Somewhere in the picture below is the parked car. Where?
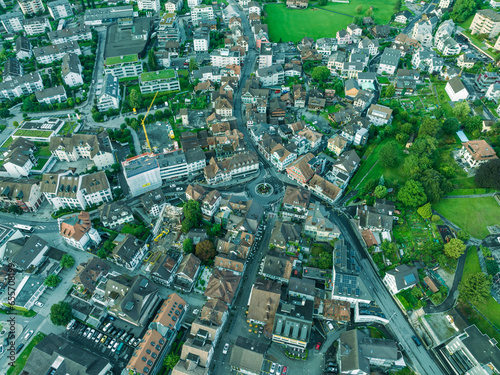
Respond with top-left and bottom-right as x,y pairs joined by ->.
270,363 -> 276,374
66,319 -> 76,330
108,339 -> 116,349
327,321 -> 334,331
315,342 -> 322,350
282,366 -> 288,375
112,341 -> 120,352
95,333 -> 103,343
276,364 -> 282,375
34,301 -> 44,307
223,343 -> 229,354
24,330 -> 34,340
16,343 -> 24,354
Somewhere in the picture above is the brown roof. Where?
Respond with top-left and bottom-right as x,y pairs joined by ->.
214,254 -> 245,273
423,276 -> 439,293
361,230 -> 378,247
462,140 -> 498,161
247,279 -> 281,325
153,293 -> 186,329
176,253 -> 201,281
126,329 -> 165,374
211,122 -> 231,134
200,298 -> 228,326
261,253 -> 293,281
286,153 -> 315,181
323,299 -> 351,321
72,257 -> 110,294
282,185 -> 310,209
288,120 -> 305,133
60,211 -> 93,241
204,269 -> 241,305
308,174 -> 341,201
185,184 -> 206,201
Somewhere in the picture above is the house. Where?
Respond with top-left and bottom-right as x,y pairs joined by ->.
470,9 -> 500,38
35,85 -> 67,105
358,37 -> 379,56
331,149 -> 360,188
486,83 -> 500,103
151,251 -> 182,287
395,10 -> 412,24
371,25 -> 391,38
201,189 -> 221,218
111,234 -> 147,270
272,298 -> 314,349
140,188 -> 167,217
411,48 -> 444,74
336,29 -> 352,45
247,279 -> 281,327
260,253 -> 293,284
33,41 -> 81,64
445,76 -> 469,102
62,53 -> 83,87
347,23 -> 362,37
99,201 -> 134,229
214,97 -> 233,118
286,153 -> 315,185
281,186 -> 310,220
21,334 -> 112,375
459,140 -> 498,168
328,135 -> 349,156
337,329 -> 400,375
457,53 -> 476,69
59,211 -> 101,250
97,74 -> 120,111
308,174 -> 342,204
122,154 -> 162,197
356,199 -> 395,232
436,36 -> 461,56
229,337 -> 268,375
174,253 -> 202,292
3,234 -> 49,272
72,257 -> 110,296
303,203 -> 341,241
204,269 -> 241,306
322,299 -> 351,322
15,36 -> 32,60
257,64 -> 284,87
0,177 -> 43,212
286,0 -> 308,8
383,264 -> 419,294
377,48 -> 401,75
367,104 -> 393,126
47,0 -> 73,19
270,221 -> 301,250
345,78 -> 360,98
1,137 -> 37,178
179,326 -> 215,371
412,19 -> 434,47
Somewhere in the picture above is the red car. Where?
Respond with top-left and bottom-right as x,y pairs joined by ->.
315,342 -> 322,350
282,366 -> 288,375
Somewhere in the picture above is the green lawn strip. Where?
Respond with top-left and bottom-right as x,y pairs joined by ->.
463,247 -> 481,277
32,158 -> 49,171
2,136 -> 13,147
445,188 -> 495,196
34,146 -> 51,157
6,332 -> 46,375
434,197 -> 500,239
459,15 -> 474,30
13,129 -> 53,138
461,30 -> 500,60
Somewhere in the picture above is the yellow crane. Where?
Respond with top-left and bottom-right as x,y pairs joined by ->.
142,92 -> 158,153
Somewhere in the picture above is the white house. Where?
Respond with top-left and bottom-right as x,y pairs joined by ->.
395,10 -> 412,24
257,64 -> 284,86
97,74 -> 120,111
377,48 -> 401,75
62,53 -> 83,87
383,265 -> 418,295
2,138 -> 37,178
459,140 -> 498,168
445,76 -> 469,102
137,0 -> 160,12
367,104 -> 393,126
35,85 -> 67,105
59,211 -> 101,250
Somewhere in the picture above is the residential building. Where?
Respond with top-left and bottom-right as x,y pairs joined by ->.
288,277 -> 315,300
174,253 -> 202,292
204,269 -> 241,306
2,137 -> 37,178
308,174 -> 342,204
16,36 -> 32,60
21,334 -> 112,375
286,0 -> 308,8
158,13 -> 179,46
475,72 -> 500,92
259,44 -> 273,68
188,0 -> 202,7
47,0 -> 73,19
193,29 -> 210,52
99,201 -> 134,229
122,154 -> 162,197
0,177 -> 43,212
367,104 -> 393,126
214,97 -> 234,117
358,37 -> 379,56
486,82 -> 500,102
35,85 -> 67,105
204,153 -> 259,185
327,135 -> 349,156
411,48 -> 444,73
330,149 -> 360,188
347,23 -> 362,36
18,0 -> 45,15
0,12 -> 24,33
4,234 -> 49,271
185,147 -> 207,174
139,69 -> 180,94
59,211 -> 101,250
440,0 -> 453,7
336,29 -> 352,45
458,53 -> 476,69
0,72 -> 43,101
436,36 -> 461,56
41,171 -> 112,210
395,10 -> 412,24
286,153 -> 314,185
192,5 -> 214,24
104,54 -> 143,78
470,9 -> 500,38
137,0 -> 160,12
4,57 -> 26,80
383,264 -> 419,294
140,188 -> 167,217
272,298 -> 314,349
377,48 -> 401,75
211,49 -> 241,68
111,234 -> 147,270
33,41 -> 81,64
157,150 -> 188,181
97,73 -> 120,111
72,257 -> 110,296
22,17 -> 51,36
445,76 -> 469,102
281,186 -> 310,220
201,189 -> 221,218
247,279 -> 281,326
260,253 -> 293,284
412,19 -> 434,47
126,329 -> 167,375
270,144 -> 297,171
84,5 -> 134,26
229,337 -> 268,375
303,203 -> 341,241
62,52 -> 83,87
270,221 -> 301,249
48,26 -> 92,44
459,140 -> 498,168
151,251 -> 182,286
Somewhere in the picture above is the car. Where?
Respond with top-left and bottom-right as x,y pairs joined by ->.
170,184 -> 176,188
327,320 -> 334,330
102,323 -> 112,332
276,364 -> 282,375
24,330 -> 34,340
95,333 -> 103,343
0,345 -> 4,354
315,342 -> 322,350
121,332 -> 128,341
222,343 -> 229,354
16,343 -> 24,354
108,338 -> 116,349
133,338 -> 140,347
176,187 -> 182,191
270,363 -> 276,374
112,341 -> 120,352
128,337 -> 136,345
101,335 -> 108,344
412,335 -> 422,346
109,316 -> 116,321
282,366 -> 288,375
34,301 -> 44,307
192,309 -> 199,315
104,337 -> 112,346
66,319 -> 76,330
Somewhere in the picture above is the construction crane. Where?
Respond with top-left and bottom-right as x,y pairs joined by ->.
142,92 -> 158,153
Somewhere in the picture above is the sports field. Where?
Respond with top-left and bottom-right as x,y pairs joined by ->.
266,0 -> 397,42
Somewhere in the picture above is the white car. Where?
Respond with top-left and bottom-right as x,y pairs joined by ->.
327,321 -> 334,331
222,343 -> 229,354
270,363 -> 276,374
34,301 -> 44,307
24,330 -> 34,340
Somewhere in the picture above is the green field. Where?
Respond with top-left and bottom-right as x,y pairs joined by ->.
434,197 -> 500,239
266,0 -> 396,42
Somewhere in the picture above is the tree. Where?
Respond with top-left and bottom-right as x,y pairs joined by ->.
418,118 -> 441,138
475,159 -> 500,190
444,238 -> 466,259
0,108 -> 9,118
318,0 -> 327,5
385,84 -> 395,98
452,101 -> 470,119
365,8 -> 373,17
60,254 -> 75,268
451,0 -> 478,23
411,287 -> 423,298
210,223 -> 222,237
195,240 -> 216,262
442,117 -> 460,135
164,354 -> 180,370
393,0 -> 402,13
50,301 -> 74,326
189,58 -> 198,71
148,49 -> 158,71
183,238 -> 193,253
398,180 -> 427,207
318,251 -> 333,269
431,214 -> 441,222
8,205 -> 22,215
182,200 -> 201,233
374,185 -> 387,199
459,273 -> 492,305
355,4 -> 363,13
418,168 -> 452,203
379,141 -> 399,168
129,89 -> 142,109
13,121 -> 19,127
417,203 -> 432,219
311,66 -> 330,83
457,230 -> 470,242
44,274 -> 61,288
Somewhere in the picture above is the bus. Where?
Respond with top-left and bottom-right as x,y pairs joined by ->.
14,224 -> 34,233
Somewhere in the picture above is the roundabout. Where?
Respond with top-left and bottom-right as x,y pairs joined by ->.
255,182 -> 273,197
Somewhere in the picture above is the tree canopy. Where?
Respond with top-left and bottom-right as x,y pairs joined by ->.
44,274 -> 61,288
374,185 -> 387,199
195,240 -> 216,262
417,203 -> 432,219
182,200 -> 202,233
459,272 -> 492,305
163,354 -> 180,370
474,159 -> 500,190
311,66 -> 331,82
451,0 -> 479,23
50,301 -> 74,326
397,180 -> 427,207
443,238 -> 466,259
183,238 -> 193,253
379,141 -> 400,168
60,254 -> 75,268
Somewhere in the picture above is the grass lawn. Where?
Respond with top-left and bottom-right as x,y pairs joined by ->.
461,30 -> 500,60
434,197 -> 500,239
463,247 -> 481,277
266,0 -> 396,42
34,146 -> 51,157
2,136 -> 13,147
7,332 -> 46,375
433,82 -> 454,118
58,121 -> 77,136
13,129 -> 53,138
32,157 -> 49,171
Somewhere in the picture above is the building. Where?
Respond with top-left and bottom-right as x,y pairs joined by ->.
445,76 -> 469,102
185,147 -> 207,174
18,0 -> 45,15
151,251 -> 182,286
272,299 -> 314,349
0,12 -> 24,33
383,264 -> 419,295
470,9 -> 500,38
395,10 -> 412,23
260,253 -> 293,284
328,135 -> 349,156
229,337 -> 268,375
59,211 -> 101,250
35,85 -> 67,105
459,140 -> 498,168
174,253 -> 202,292
104,54 -> 143,79
157,150 -> 188,181
97,73 -> 120,111
204,269 -> 241,306
0,177 -> 43,212
1,137 -> 37,178
247,279 -> 281,327
270,221 -> 301,249
122,154 -> 162,197
257,64 -> 285,86
41,171 -> 112,210
201,190 -> 221,218
62,53 -> 83,87
49,132 -> 115,169
303,203 -> 341,241
48,26 -> 92,44
126,329 -> 167,375
281,186 -> 310,220
47,0 -> 73,19
0,72 -> 43,101
377,48 -> 401,75
140,188 -> 167,217
21,333 -> 112,375
34,41 -> 81,64
72,257 -> 110,296
286,153 -> 314,185
192,5 -> 214,25
158,13 -> 179,47
204,153 -> 259,185
367,104 -> 393,126
139,69 -> 180,94
22,17 -> 51,36
111,234 -> 147,270
84,5 -> 134,26
4,234 -> 49,271
193,28 -> 210,52
137,0 -> 160,12
16,36 -> 32,60
99,201 -> 134,229
211,49 -> 241,68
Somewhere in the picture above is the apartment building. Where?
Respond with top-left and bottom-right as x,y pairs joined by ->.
22,17 -> 51,36
47,0 -> 73,19
104,54 -> 143,78
192,5 -> 214,24
122,153 -> 162,197
34,41 -> 81,64
59,211 -> 101,250
97,74 -> 120,111
158,13 -> 179,47
157,150 -> 189,180
84,5 -> 133,26
16,36 -> 33,60
18,0 -> 45,15
2,138 -> 37,178
35,85 -> 67,105
257,64 -> 284,86
139,69 -> 180,94
0,12 -> 24,33
48,26 -> 92,44
0,177 -> 44,212
62,52 -> 83,87
367,104 -> 393,126
470,9 -> 500,37
137,0 -> 160,12
204,153 -> 259,184
211,49 -> 241,67
194,29 -> 210,52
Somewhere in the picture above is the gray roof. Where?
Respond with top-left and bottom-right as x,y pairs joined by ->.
35,85 -> 66,101
357,72 -> 376,81
3,58 -> 23,80
157,150 -> 186,168
288,277 -> 315,296
84,5 -> 133,22
0,72 -> 41,92
48,26 -> 91,42
229,336 -> 267,374
184,147 -> 206,164
379,48 -> 401,67
461,325 -> 500,371
270,221 -> 301,247
61,52 -> 81,77
385,264 -> 418,291
100,73 -> 119,100
112,234 -> 144,265
99,201 -> 133,223
257,64 -> 283,77
33,41 -> 80,59
447,76 -> 467,94
15,36 -> 31,53
4,234 -> 47,270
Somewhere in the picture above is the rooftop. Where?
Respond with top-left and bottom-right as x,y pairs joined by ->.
141,69 -> 176,82
105,54 -> 138,65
